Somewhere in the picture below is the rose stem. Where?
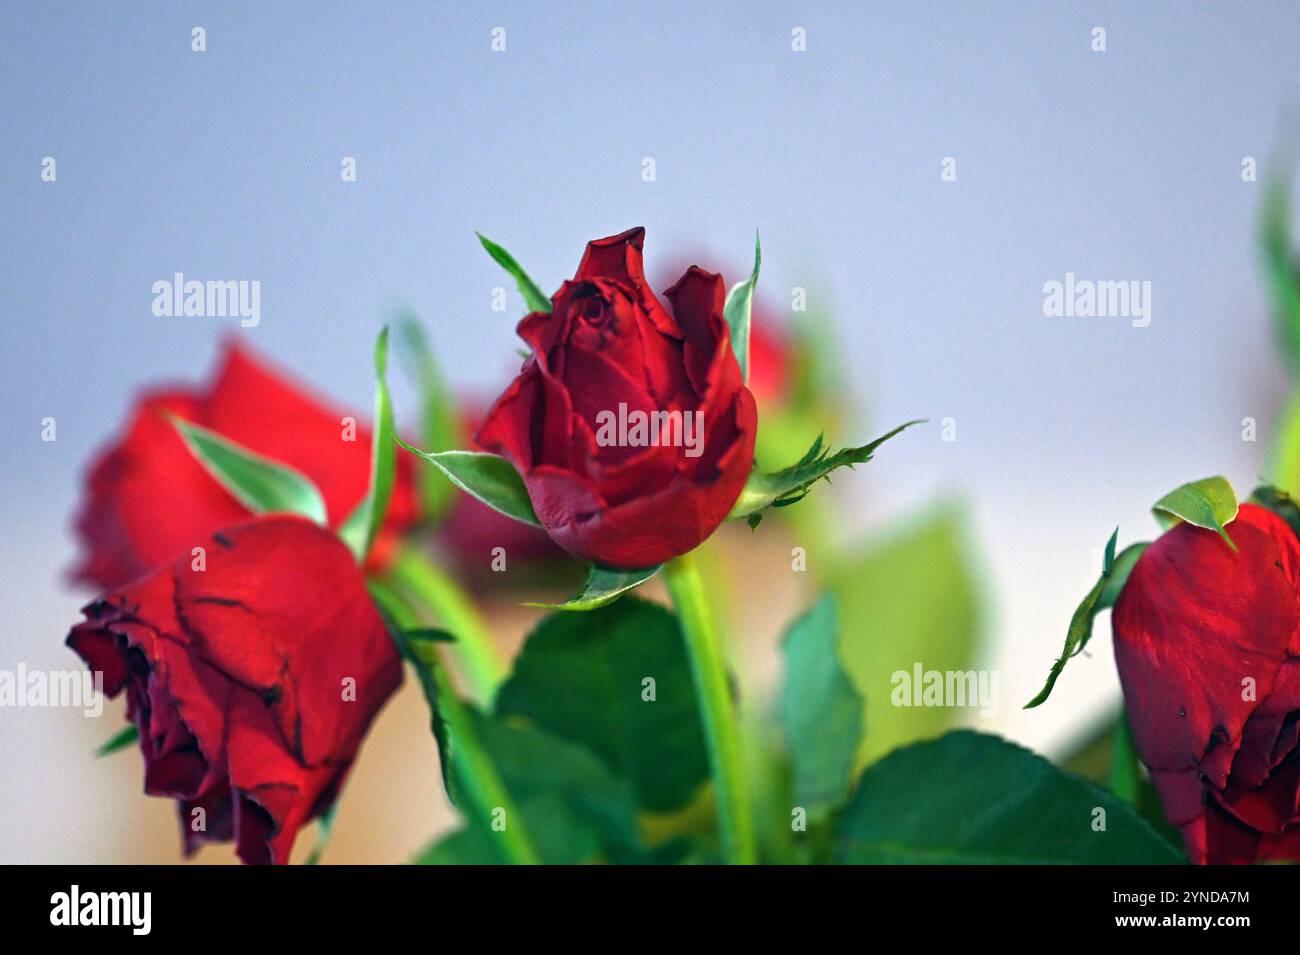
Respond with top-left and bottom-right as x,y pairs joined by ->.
369,579 -> 541,865
388,547 -> 508,706
663,550 -> 758,864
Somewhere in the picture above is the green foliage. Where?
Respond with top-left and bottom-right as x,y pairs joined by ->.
170,416 -> 327,525
477,233 -> 552,315
1151,475 -> 1238,551
833,731 -> 1185,864
495,598 -> 709,813
729,420 -> 922,521
831,506 -> 982,768
523,563 -> 661,611
779,595 -> 863,818
397,441 -> 540,526
339,327 -> 397,562
723,232 -> 761,381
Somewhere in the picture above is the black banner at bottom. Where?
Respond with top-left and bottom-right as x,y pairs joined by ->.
6,864 -> 1284,940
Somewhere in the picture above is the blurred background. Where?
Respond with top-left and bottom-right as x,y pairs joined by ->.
3,1 -> 1299,862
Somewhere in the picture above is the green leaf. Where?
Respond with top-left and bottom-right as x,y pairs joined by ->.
1262,172 -> 1300,369
415,794 -> 601,866
779,595 -> 863,818
1249,484 -> 1300,536
833,730 -> 1185,864
477,233 -> 552,315
495,597 -> 709,812
95,724 -> 138,757
523,562 -> 661,612
413,717 -> 643,865
1025,530 -> 1148,708
171,417 -> 328,525
397,316 -> 462,521
729,420 -> 923,520
723,232 -> 761,381
339,327 -> 397,562
1151,475 -> 1239,551
830,505 -> 982,769
396,441 -> 540,526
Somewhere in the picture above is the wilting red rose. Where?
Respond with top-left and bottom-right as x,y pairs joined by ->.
74,341 -> 419,590
477,228 -> 758,568
67,516 -> 402,864
1112,503 -> 1300,864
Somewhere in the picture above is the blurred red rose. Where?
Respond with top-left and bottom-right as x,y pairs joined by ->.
73,341 -> 419,590
67,516 -> 402,864
1112,502 -> 1300,864
476,228 -> 758,568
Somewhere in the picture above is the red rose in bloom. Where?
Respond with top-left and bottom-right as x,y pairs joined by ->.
74,341 -> 419,590
476,228 -> 758,568
1112,503 -> 1300,864
67,516 -> 402,864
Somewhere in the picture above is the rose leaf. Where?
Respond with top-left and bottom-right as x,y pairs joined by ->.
523,563 -> 662,612
95,724 -> 139,757
833,730 -> 1186,864
476,232 -> 552,315
727,419 -> 923,520
396,441 -> 541,527
1151,475 -> 1238,552
722,231 -> 761,382
340,327 -> 397,563
170,416 -> 328,526
1024,529 -> 1148,708
779,594 -> 863,819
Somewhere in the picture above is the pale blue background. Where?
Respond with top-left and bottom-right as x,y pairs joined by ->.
3,1 -> 1299,860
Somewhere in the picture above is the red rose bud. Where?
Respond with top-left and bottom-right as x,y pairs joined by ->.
1112,503 -> 1300,864
476,228 -> 758,569
67,516 -> 403,864
73,341 -> 419,590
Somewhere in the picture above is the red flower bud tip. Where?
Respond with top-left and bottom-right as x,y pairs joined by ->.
1113,503 -> 1300,864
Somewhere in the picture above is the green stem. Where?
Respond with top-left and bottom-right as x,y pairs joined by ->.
369,579 -> 541,865
663,550 -> 757,864
1108,709 -> 1141,805
388,546 -> 507,705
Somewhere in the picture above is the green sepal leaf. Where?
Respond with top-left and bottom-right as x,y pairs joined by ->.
1151,475 -> 1239,551
477,233 -> 552,315
397,316 -> 462,521
728,420 -> 922,520
723,232 -> 761,381
396,440 -> 540,526
1248,484 -> 1300,537
779,595 -> 863,818
495,597 -> 709,812
170,416 -> 328,525
340,327 -> 397,563
1025,529 -> 1148,708
833,730 -> 1185,864
95,724 -> 139,757
522,563 -> 661,612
